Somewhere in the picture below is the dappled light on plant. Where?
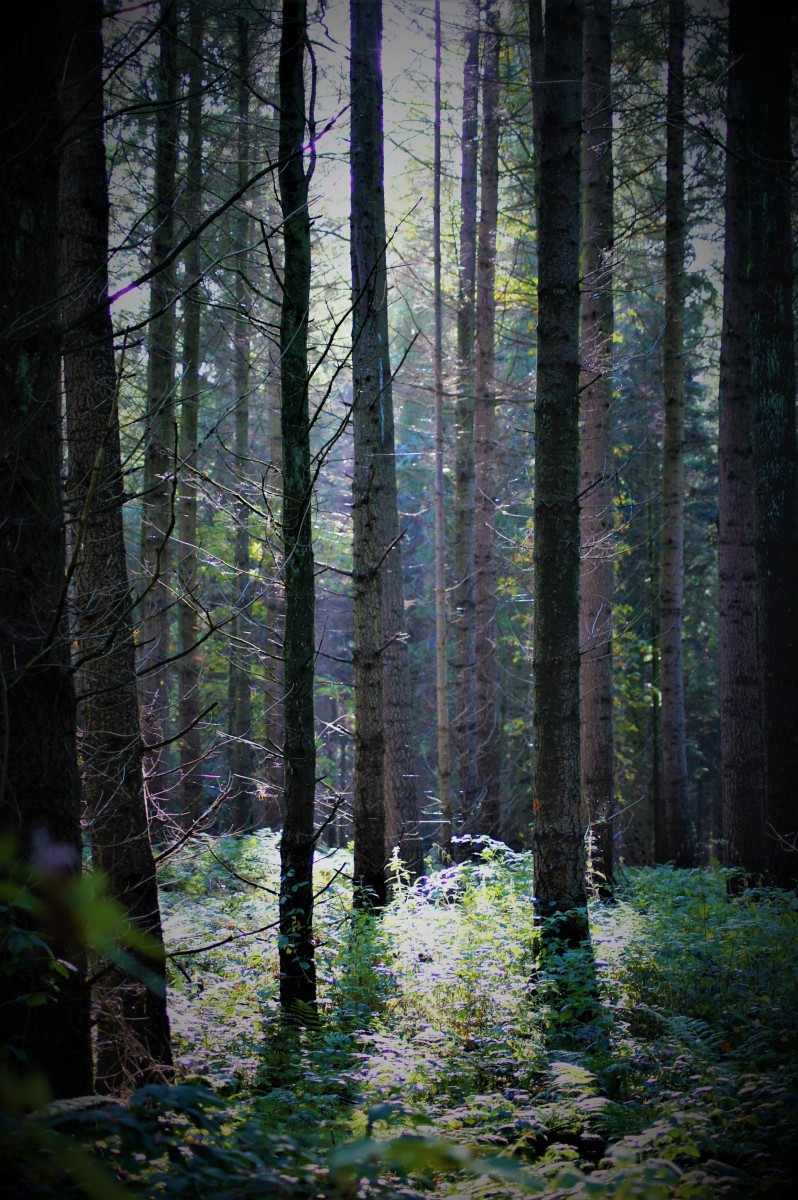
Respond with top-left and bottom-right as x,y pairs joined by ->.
153,838 -> 798,1195
6,836 -> 798,1198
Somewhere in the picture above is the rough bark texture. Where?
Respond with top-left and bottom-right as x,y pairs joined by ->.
743,10 -> 798,889
473,0 -> 502,838
531,0 -> 588,936
718,0 -> 767,879
177,0 -> 205,823
432,0 -> 453,849
579,0 -> 615,892
351,0 -> 422,900
643,475 -> 661,867
229,9 -> 260,831
59,0 -> 172,1090
350,0 -> 388,905
0,3 -> 93,1098
277,0 -> 317,1012
451,0 -> 480,847
656,0 -> 691,867
140,0 -> 179,821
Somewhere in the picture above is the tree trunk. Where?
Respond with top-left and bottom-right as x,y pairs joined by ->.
140,0 -> 179,824
531,0 -> 588,940
657,0 -> 691,867
229,7 -> 260,831
473,0 -> 502,838
432,0 -> 453,850
350,0 -> 387,905
646,462 -> 660,866
351,0 -> 422,901
277,0 -> 317,1013
718,0 -> 767,880
0,3 -> 93,1098
744,4 -> 798,889
579,0 -> 615,893
451,0 -> 480,848
177,0 -> 205,824
59,0 -> 172,1090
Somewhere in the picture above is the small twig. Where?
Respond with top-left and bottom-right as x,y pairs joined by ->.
153,786 -> 230,865
167,917 -> 281,959
144,702 -> 217,753
204,842 -> 279,895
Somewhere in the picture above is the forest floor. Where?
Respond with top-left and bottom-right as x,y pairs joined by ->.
9,834 -> 798,1198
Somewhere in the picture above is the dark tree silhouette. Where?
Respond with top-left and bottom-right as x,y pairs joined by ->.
531,0 -> 589,942
277,0 -> 317,1013
0,3 -> 93,1098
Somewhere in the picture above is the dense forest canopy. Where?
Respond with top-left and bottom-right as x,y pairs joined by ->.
1,0 -> 796,1196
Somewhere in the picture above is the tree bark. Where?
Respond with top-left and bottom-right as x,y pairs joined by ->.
473,0 -> 502,837
646,464 -> 661,865
351,0 -> 422,901
350,0 -> 387,905
0,3 -> 93,1098
277,0 -> 317,1013
745,4 -> 798,888
177,0 -> 205,824
59,0 -> 172,1090
140,0 -> 179,823
451,0 -> 480,848
579,0 -> 615,892
718,0 -> 767,879
531,0 -> 588,939
657,0 -> 691,867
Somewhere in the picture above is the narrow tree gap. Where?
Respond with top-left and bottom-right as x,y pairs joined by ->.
579,0 -> 616,895
229,6 -> 259,832
432,0 -> 453,854
140,0 -> 179,823
657,0 -> 691,868
177,0 -> 205,825
473,0 -> 502,838
451,0 -> 480,849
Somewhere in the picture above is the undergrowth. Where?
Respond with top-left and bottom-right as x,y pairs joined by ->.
5,836 -> 798,1198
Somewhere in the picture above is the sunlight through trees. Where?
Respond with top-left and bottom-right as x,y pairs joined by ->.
1,0 -> 796,1190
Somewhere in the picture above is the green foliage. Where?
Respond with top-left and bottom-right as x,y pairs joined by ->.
0,837 -> 165,1037
599,866 -> 798,1052
0,1079 -> 129,1200
328,907 -> 396,1028
7,839 -> 798,1198
163,844 -> 797,1198
3,1076 -> 337,1200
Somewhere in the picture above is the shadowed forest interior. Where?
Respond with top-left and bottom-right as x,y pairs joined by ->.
1,0 -> 797,1197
